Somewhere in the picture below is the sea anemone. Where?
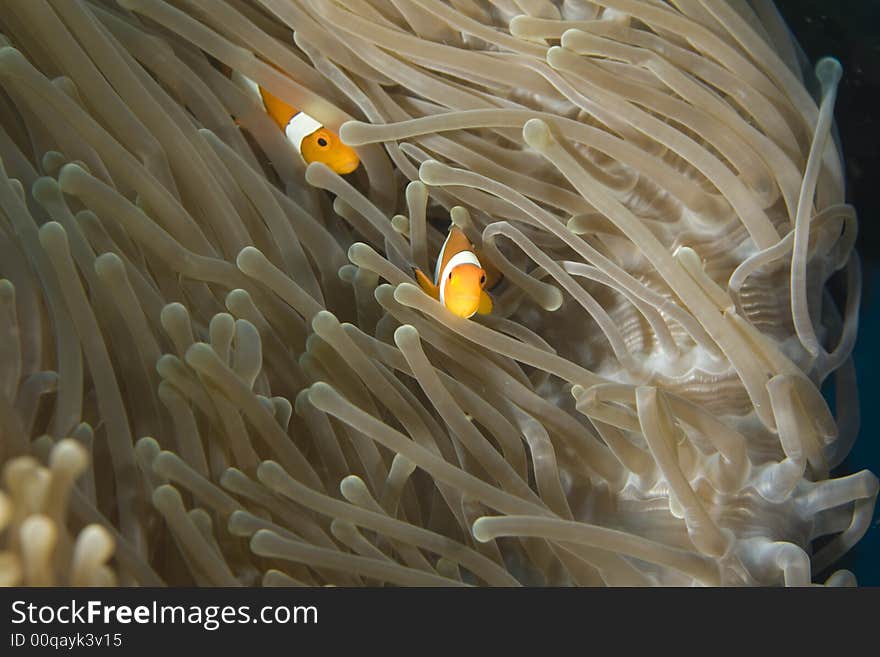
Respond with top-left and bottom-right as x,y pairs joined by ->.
0,0 -> 875,587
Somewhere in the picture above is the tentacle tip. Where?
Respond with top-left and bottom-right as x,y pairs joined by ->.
545,45 -> 570,69
151,483 -> 181,509
37,221 -> 67,248
405,179 -> 427,194
183,341 -> 215,367
49,438 -> 87,473
134,435 -> 160,454
249,528 -> 276,553
522,117 -> 553,150
307,381 -> 336,406
815,56 -> 843,84
544,288 -> 564,311
94,251 -> 124,277
471,518 -> 493,543
347,241 -> 375,265
311,310 -> 339,337
0,45 -> 24,68
417,159 -> 446,185
559,28 -> 586,48
304,161 -> 334,185
338,121 -> 366,146
31,175 -> 60,201
392,324 -> 419,347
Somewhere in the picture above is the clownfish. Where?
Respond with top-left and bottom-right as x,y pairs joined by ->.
413,227 -> 500,318
234,73 -> 360,175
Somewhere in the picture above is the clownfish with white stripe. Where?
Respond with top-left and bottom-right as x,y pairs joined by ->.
234,72 -> 360,175
413,227 -> 500,318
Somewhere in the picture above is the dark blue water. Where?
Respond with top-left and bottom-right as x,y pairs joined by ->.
775,0 -> 880,585
839,264 -> 880,584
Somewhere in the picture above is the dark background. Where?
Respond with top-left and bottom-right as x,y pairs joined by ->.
774,0 -> 880,585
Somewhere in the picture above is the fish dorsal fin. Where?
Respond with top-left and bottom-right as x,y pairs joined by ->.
258,85 -> 299,132
231,70 -> 299,131
433,227 -> 474,285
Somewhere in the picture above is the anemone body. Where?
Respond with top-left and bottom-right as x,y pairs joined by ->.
0,0 -> 874,587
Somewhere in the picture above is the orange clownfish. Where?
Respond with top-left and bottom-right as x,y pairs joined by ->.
236,73 -> 360,175
413,227 -> 500,318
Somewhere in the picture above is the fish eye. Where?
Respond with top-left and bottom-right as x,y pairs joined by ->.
448,272 -> 453,281
480,274 -> 486,284
317,137 -> 328,147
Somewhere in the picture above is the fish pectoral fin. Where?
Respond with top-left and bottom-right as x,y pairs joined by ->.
477,290 -> 493,315
413,267 -> 440,300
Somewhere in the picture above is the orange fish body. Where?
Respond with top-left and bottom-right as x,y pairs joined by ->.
232,70 -> 360,175
256,85 -> 360,175
414,227 -> 499,318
